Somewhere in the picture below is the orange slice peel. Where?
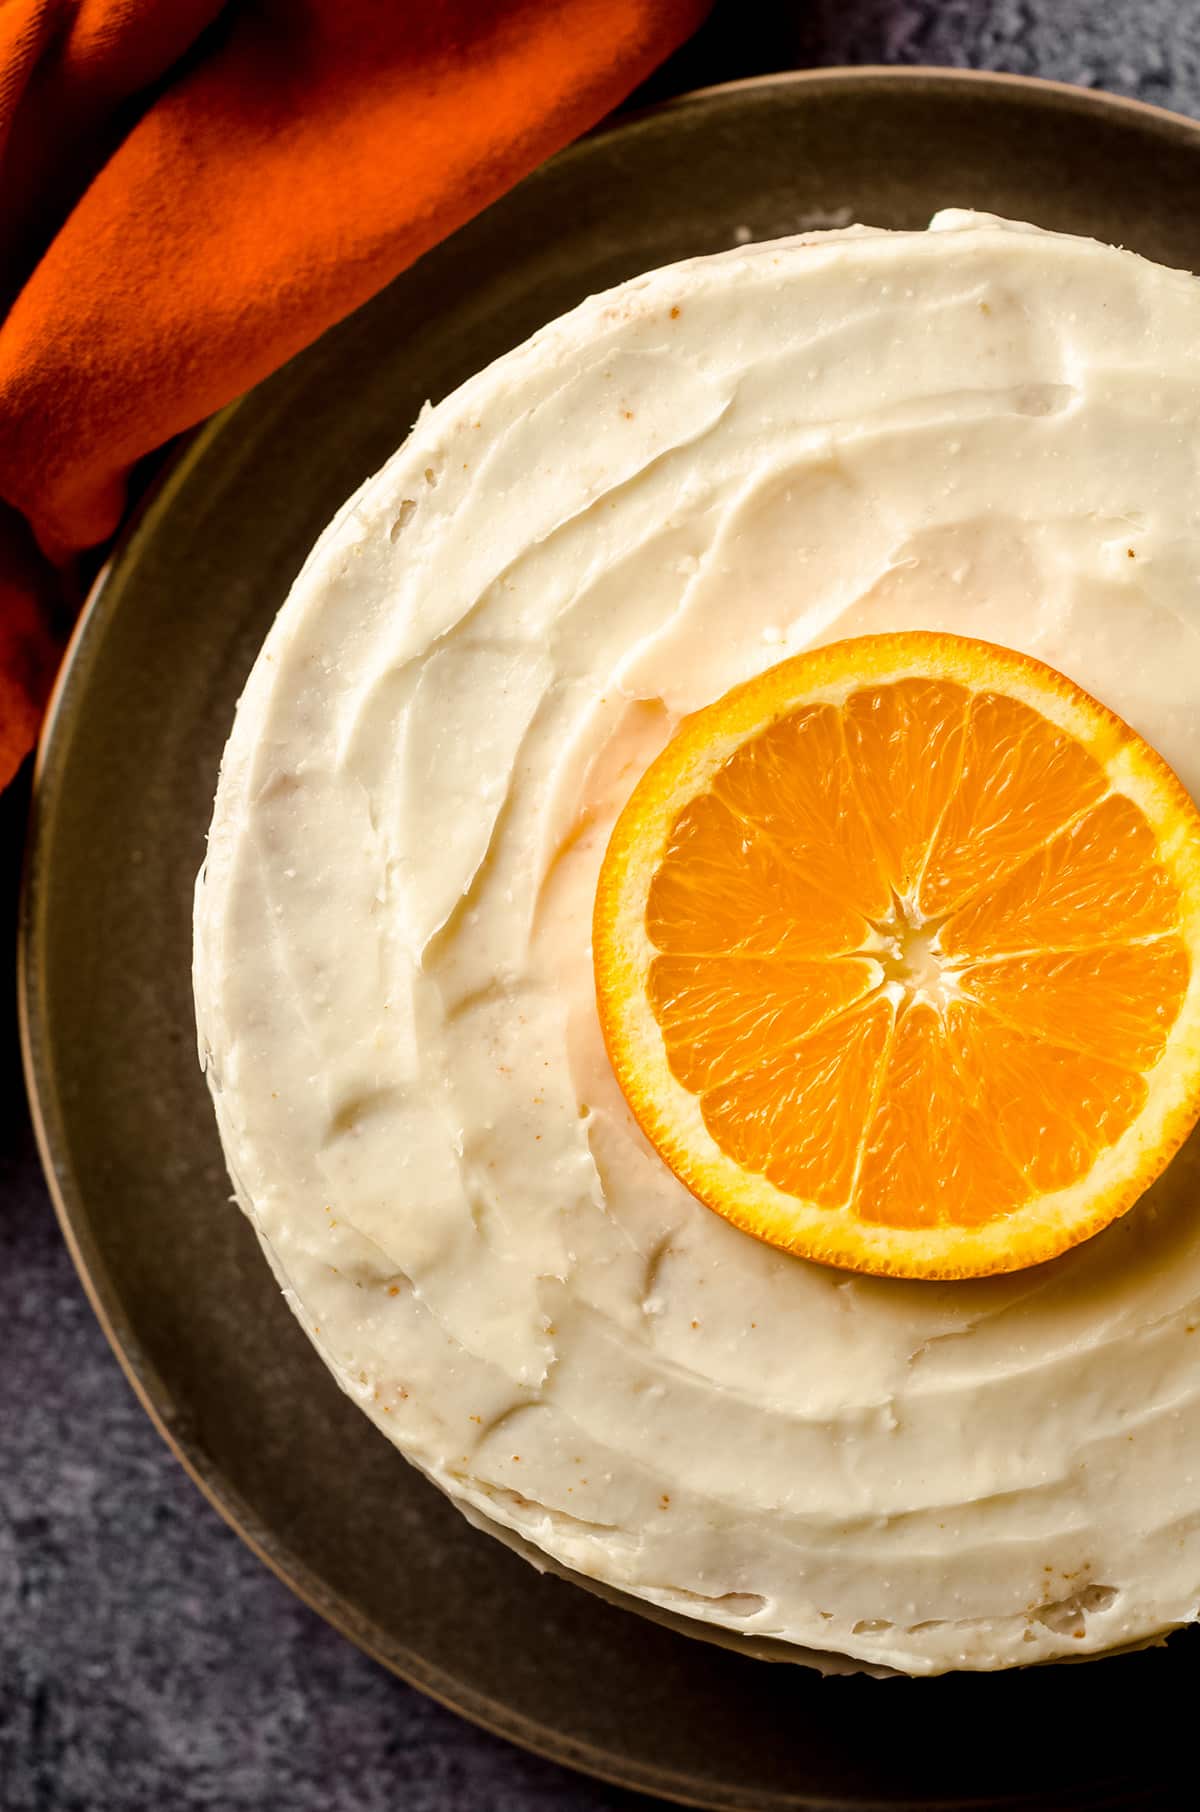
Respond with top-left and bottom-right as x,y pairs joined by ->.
593,633 -> 1200,1279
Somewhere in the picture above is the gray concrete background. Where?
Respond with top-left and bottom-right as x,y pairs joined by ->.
6,3 -> 1200,1808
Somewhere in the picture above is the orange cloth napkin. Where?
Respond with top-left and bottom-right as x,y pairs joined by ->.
0,0 -> 708,790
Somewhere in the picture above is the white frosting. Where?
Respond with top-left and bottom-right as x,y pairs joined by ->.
194,212 -> 1200,1674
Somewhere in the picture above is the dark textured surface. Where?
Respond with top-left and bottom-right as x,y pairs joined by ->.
7,6 -> 1200,1812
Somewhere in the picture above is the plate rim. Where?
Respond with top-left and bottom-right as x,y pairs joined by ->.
625,60 -> 1200,144
19,64 -> 1200,1812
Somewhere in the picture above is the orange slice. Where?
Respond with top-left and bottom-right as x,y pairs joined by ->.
593,633 -> 1200,1278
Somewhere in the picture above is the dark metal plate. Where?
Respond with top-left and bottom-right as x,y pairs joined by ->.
20,70 -> 1200,1811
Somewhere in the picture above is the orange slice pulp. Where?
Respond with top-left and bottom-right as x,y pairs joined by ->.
592,633 -> 1200,1278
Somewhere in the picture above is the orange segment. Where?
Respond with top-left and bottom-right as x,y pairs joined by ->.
945,1004 -> 1148,1195
593,632 -> 1200,1279
648,954 -> 879,1093
961,943 -> 1190,1070
842,678 -> 970,898
918,692 -> 1109,919
711,703 -> 892,920
646,792 -> 870,957
855,1002 -> 1026,1230
941,792 -> 1182,957
700,1000 -> 895,1207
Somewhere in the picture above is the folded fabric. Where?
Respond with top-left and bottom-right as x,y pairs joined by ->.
0,0 -> 708,790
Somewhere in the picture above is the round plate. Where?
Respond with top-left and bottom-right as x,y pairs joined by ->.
21,69 -> 1200,1812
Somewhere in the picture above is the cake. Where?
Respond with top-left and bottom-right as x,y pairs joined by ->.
194,211 -> 1200,1674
